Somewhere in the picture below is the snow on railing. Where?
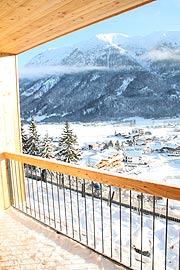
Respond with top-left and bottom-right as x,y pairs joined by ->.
4,152 -> 180,270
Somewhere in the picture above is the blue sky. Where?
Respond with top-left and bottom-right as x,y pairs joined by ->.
18,0 -> 180,68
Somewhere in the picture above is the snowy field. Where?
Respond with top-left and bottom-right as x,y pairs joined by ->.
22,117 -> 180,269
26,117 -> 180,187
23,178 -> 180,270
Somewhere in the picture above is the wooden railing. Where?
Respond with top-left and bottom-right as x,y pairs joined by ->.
1,151 -> 180,269
3,151 -> 180,201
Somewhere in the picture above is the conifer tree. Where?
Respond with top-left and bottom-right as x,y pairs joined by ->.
108,140 -> 114,148
26,116 -> 40,156
56,121 -> 81,163
21,122 -> 28,154
41,132 -> 54,159
115,140 -> 120,151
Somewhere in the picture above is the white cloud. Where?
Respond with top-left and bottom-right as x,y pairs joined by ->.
19,65 -> 108,78
144,48 -> 180,61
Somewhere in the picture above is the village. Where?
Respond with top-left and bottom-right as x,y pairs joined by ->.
76,120 -> 180,186
26,119 -> 180,269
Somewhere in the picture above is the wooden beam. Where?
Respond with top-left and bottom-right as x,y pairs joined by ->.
0,0 -> 155,54
2,0 -> 152,50
0,159 -> 10,209
0,56 -> 23,209
4,151 -> 180,202
0,53 -> 14,57
0,153 -> 5,161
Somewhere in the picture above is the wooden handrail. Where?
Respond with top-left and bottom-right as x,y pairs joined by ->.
0,152 -> 5,161
4,151 -> 180,201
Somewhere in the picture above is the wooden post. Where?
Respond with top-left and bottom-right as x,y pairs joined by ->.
0,55 -> 25,209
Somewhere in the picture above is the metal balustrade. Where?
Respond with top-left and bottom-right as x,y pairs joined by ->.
4,153 -> 180,270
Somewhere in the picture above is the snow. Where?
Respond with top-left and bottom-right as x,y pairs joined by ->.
19,31 -> 180,79
96,33 -> 127,52
34,115 -> 47,122
21,76 -> 59,97
24,117 -> 180,187
22,116 -> 180,269
116,77 -> 134,96
25,46 -> 73,67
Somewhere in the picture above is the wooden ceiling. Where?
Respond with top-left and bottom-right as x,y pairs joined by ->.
0,0 -> 155,55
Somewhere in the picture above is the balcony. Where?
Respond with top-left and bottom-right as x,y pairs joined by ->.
1,208 -> 123,270
0,1 -> 178,269
1,151 -> 179,269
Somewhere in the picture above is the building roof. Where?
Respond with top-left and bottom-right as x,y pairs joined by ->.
125,150 -> 142,157
0,0 -> 154,55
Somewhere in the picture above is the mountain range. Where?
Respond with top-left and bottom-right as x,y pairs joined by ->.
19,31 -> 180,123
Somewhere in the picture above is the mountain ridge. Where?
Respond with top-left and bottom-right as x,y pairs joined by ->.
19,31 -> 180,123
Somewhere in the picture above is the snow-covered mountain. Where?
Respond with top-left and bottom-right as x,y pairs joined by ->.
19,31 -> 180,123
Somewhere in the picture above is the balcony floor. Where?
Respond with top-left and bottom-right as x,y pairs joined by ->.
0,208 -> 125,270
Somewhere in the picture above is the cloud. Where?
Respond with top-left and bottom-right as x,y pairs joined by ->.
144,48 -> 180,61
19,65 -> 108,78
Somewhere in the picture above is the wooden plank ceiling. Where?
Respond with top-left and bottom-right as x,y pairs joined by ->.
0,0 -> 155,55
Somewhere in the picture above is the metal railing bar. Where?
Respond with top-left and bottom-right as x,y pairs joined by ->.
92,181 -> 96,249
6,159 -> 14,206
109,186 -> 113,258
69,176 -> 74,238
62,174 -> 68,235
10,160 -> 15,207
16,162 -> 24,211
23,165 -> 28,213
179,231 -> 180,270
76,177 -> 81,242
50,171 -> 56,229
152,196 -> 155,270
83,179 -> 88,245
119,188 -> 122,262
56,172 -> 62,231
39,170 -> 46,223
26,165 -> 32,215
30,165 -> 37,218
34,167 -> 41,220
44,169 -> 51,225
164,199 -> 169,270
13,160 -> 20,208
140,193 -> 143,270
129,190 -> 132,267
100,183 -> 104,254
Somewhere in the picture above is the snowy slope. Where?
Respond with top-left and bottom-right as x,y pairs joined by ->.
23,31 -> 180,69
19,31 -> 180,123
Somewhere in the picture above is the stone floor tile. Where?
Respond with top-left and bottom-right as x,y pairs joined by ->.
0,208 -> 125,270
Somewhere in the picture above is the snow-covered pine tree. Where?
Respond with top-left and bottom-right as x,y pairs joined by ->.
108,140 -> 114,148
115,140 -> 120,151
26,116 -> 40,156
56,121 -> 81,163
21,122 -> 28,154
41,132 -> 55,159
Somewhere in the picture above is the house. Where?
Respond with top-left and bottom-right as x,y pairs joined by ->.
124,150 -> 143,164
168,147 -> 180,156
132,128 -> 145,135
89,150 -> 123,170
